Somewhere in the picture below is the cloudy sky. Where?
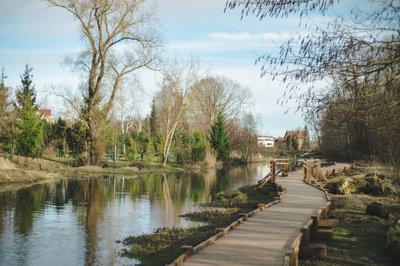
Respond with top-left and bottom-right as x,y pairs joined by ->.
0,0 -> 327,136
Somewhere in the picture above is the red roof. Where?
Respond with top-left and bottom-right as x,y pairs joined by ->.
37,109 -> 52,117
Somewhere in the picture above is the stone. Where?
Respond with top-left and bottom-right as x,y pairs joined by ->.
366,202 -> 390,219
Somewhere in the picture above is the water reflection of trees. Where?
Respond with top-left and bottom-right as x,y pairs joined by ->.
0,163 -> 268,264
14,184 -> 49,236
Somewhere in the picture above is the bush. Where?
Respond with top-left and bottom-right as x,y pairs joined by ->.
214,190 -> 248,206
357,175 -> 396,196
386,224 -> 400,264
323,174 -> 397,196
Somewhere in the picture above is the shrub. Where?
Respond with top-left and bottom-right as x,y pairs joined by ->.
214,190 -> 247,206
358,175 -> 396,196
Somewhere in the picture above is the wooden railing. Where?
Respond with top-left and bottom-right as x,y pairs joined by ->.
303,159 -> 322,182
258,158 -> 290,188
304,159 -> 351,182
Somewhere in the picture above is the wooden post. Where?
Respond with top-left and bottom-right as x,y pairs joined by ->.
290,251 -> 298,266
283,159 -> 289,176
306,160 -> 312,182
311,215 -> 319,231
315,159 -> 321,179
271,160 -> 276,184
286,251 -> 298,266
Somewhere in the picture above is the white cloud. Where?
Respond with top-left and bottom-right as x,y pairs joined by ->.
0,0 -> 79,37
155,0 -> 225,15
168,31 -> 303,53
209,32 -> 291,42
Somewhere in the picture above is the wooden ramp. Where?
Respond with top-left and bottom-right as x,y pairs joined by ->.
183,171 -> 328,266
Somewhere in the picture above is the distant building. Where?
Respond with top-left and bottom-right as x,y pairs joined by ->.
257,136 -> 275,148
284,130 -> 308,151
274,137 -> 286,149
37,108 -> 52,122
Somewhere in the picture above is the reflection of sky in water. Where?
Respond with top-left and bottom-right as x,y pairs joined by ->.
0,162 -> 269,265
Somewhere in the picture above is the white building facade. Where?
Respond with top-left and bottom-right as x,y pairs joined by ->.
257,136 -> 275,148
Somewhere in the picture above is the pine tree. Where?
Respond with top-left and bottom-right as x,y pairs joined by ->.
66,120 -> 87,161
149,97 -> 157,136
16,64 -> 37,110
15,66 -> 43,162
0,67 -> 12,151
210,114 -> 230,160
0,67 -> 8,115
15,95 -> 44,161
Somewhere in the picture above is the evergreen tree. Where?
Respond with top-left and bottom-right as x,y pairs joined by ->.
16,64 -> 37,110
15,94 -> 44,161
66,120 -> 87,160
303,125 -> 310,152
149,97 -> 157,136
52,118 -> 67,157
0,67 -> 13,152
192,131 -> 206,162
0,67 -> 8,116
15,66 -> 43,161
210,114 -> 230,160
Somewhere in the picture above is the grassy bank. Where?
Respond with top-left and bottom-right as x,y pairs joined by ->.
0,156 -> 183,185
120,184 -> 279,266
301,165 -> 400,266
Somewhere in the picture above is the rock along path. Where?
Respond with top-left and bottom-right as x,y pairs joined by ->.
183,170 -> 329,266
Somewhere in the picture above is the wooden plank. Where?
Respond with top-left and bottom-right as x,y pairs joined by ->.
319,219 -> 339,228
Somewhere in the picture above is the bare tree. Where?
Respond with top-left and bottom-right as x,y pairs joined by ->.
225,0 -> 335,20
187,75 -> 252,131
113,77 -> 144,157
47,0 -> 161,165
154,60 -> 199,165
230,112 -> 259,162
226,0 -> 400,107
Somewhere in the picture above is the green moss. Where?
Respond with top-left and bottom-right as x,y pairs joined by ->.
214,190 -> 248,206
180,209 -> 240,226
386,224 -> 400,263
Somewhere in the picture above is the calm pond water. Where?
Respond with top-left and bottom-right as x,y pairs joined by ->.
0,162 -> 269,266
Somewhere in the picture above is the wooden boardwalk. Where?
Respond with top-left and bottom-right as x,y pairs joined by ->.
183,170 -> 329,266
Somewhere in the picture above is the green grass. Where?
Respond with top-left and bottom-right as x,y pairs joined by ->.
0,155 -> 183,184
301,194 -> 400,266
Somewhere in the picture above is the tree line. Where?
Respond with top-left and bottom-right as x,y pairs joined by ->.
0,64 -> 259,166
